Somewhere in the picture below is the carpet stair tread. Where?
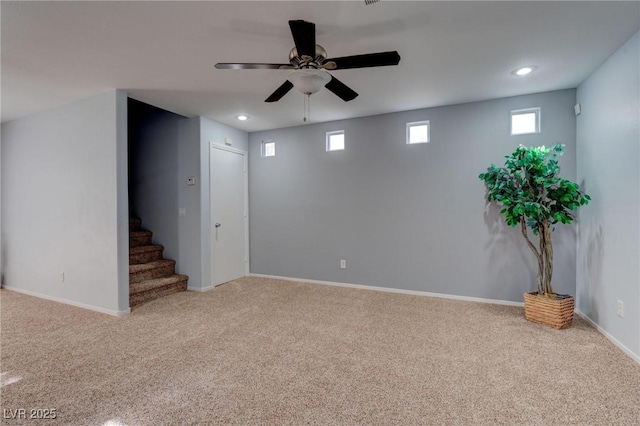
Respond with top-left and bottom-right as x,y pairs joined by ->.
129,229 -> 153,239
128,217 -> 188,307
130,244 -> 163,254
129,230 -> 153,248
130,230 -> 152,238
129,217 -> 142,232
129,260 -> 176,283
129,244 -> 164,264
129,259 -> 175,274
130,275 -> 189,295
129,275 -> 189,307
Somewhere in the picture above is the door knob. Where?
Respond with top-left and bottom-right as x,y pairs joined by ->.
215,223 -> 221,228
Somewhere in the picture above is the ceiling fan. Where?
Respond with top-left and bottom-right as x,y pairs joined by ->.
215,20 -> 401,103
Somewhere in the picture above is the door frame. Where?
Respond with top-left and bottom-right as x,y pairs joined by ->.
209,142 -> 249,286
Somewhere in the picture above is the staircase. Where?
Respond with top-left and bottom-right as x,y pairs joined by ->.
129,217 -> 188,307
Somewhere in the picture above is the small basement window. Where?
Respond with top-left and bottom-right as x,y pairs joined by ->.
406,121 -> 430,144
511,108 -> 540,135
262,140 -> 275,157
326,130 -> 345,151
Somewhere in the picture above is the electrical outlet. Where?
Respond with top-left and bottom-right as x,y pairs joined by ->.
60,272 -> 65,282
617,300 -> 624,318
340,259 -> 346,269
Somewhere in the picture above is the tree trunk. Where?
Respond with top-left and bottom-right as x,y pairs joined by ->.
542,220 -> 554,294
521,218 -> 544,295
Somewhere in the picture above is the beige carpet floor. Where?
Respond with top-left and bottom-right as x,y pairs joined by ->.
1,276 -> 639,425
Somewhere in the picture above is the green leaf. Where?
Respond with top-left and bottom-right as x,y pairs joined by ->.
479,143 -> 590,232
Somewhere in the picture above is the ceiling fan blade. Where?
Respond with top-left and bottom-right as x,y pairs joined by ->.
289,20 -> 316,58
265,80 -> 294,102
215,63 -> 290,70
325,76 -> 358,102
326,51 -> 401,70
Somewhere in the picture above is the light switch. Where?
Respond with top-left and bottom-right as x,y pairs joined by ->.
178,208 -> 186,217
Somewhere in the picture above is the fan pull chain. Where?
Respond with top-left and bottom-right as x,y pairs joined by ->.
303,93 -> 310,122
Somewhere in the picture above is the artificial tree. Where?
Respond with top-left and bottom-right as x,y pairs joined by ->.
479,144 -> 590,297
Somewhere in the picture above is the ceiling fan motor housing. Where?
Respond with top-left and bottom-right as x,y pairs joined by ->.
289,44 -> 327,68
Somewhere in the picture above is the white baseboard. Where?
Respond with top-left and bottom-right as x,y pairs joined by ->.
1,285 -> 130,316
575,310 -> 640,365
187,284 -> 215,292
249,273 -> 524,307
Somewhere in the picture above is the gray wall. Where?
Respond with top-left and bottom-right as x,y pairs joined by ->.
116,91 -> 130,311
1,119 -> 3,284
177,117 -> 203,288
1,90 -> 129,314
576,31 -> 639,358
198,117 -> 248,289
249,89 -> 577,302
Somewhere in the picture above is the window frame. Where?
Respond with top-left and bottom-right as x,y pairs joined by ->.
261,140 -> 276,158
326,130 -> 345,152
510,107 -> 541,135
406,120 -> 431,145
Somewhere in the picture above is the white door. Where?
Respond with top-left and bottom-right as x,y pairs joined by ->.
210,143 -> 248,286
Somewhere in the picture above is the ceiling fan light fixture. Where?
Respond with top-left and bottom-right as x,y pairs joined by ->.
289,69 -> 331,95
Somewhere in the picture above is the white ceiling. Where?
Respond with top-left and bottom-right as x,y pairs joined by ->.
2,1 -> 639,132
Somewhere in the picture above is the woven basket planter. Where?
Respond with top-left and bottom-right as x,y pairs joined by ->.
524,292 -> 575,329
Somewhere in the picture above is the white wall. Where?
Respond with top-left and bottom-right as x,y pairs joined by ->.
1,90 -> 129,315
198,117 -> 248,290
576,31 -> 640,359
249,90 -> 578,302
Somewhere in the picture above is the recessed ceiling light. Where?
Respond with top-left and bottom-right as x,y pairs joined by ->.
236,115 -> 248,121
513,66 -> 536,76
